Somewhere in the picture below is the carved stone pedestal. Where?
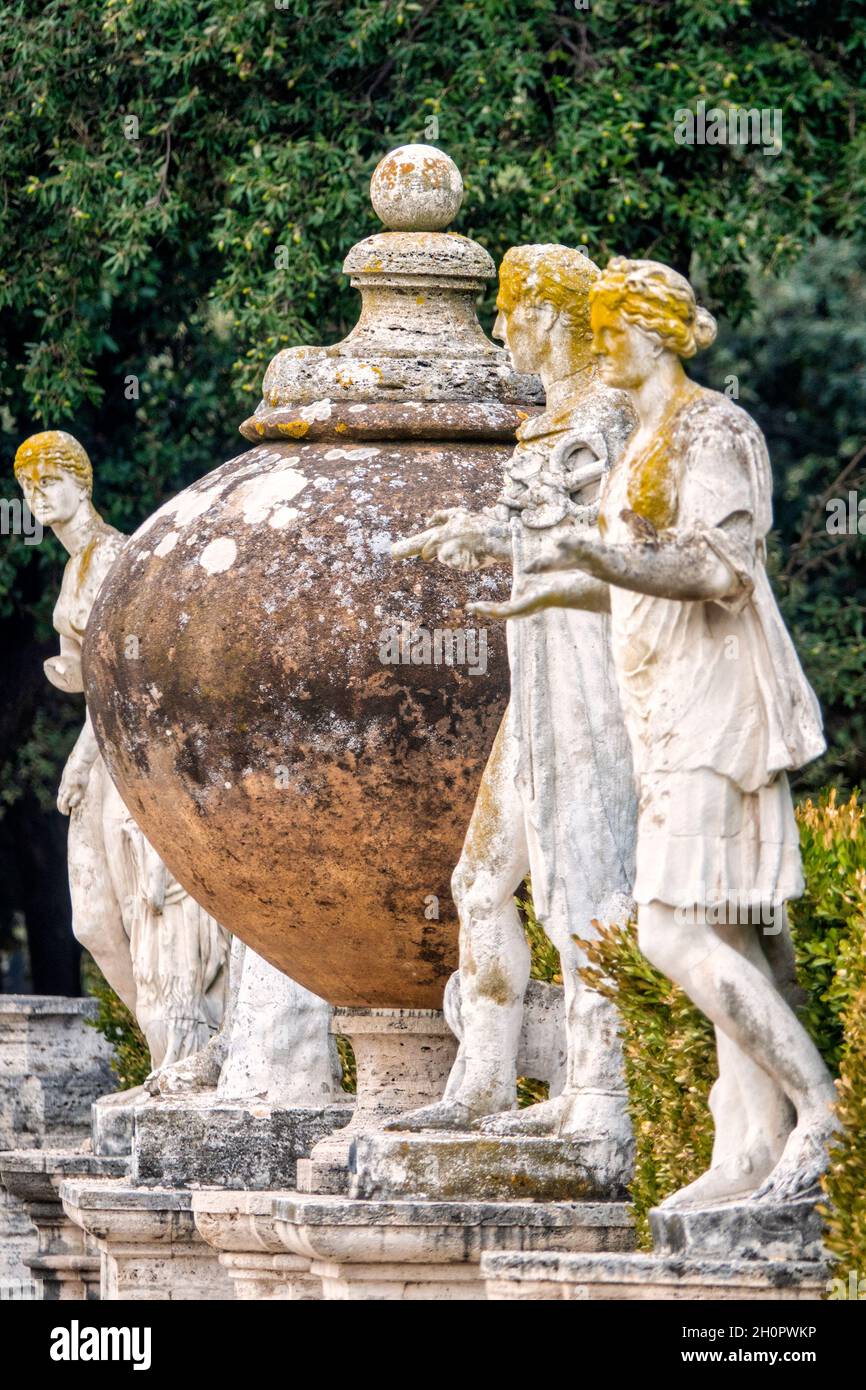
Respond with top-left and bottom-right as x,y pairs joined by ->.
299,1009 -> 457,1194
351,1130 -> 628,1203
0,995 -> 113,1287
0,1151 -> 127,1300
482,1195 -> 829,1300
272,1192 -> 632,1300
191,1187 -> 633,1301
132,1093 -> 352,1188
60,1180 -> 234,1301
192,1191 -> 323,1299
59,1097 -> 352,1299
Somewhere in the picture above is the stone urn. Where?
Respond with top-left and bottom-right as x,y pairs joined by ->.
83,147 -> 539,1034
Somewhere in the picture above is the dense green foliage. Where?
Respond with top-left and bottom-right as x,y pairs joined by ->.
795,792 -> 866,1283
84,962 -> 151,1090
0,2 -> 863,980
580,790 -> 866,1268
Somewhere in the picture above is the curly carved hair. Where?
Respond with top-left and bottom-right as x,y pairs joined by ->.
497,244 -> 601,349
13,430 -> 93,495
590,257 -> 717,359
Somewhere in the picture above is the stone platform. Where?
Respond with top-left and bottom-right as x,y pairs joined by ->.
350,1130 -> 628,1203
192,1188 -> 634,1300
61,1179 -> 235,1301
132,1094 -> 352,1188
0,995 -> 113,1288
0,1149 -> 127,1300
57,1097 -> 354,1299
482,1195 -> 829,1300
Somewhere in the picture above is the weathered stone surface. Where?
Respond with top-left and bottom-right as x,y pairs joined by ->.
131,1094 -> 352,1189
350,1131 -> 628,1202
192,1190 -> 323,1300
82,145 -> 541,1010
301,1008 -> 456,1193
650,1194 -> 826,1263
60,1179 -> 234,1301
0,1150 -> 127,1301
269,1191 -> 633,1300
91,1085 -> 147,1157
482,1250 -> 828,1301
0,995 -> 113,1286
0,996 -> 112,1150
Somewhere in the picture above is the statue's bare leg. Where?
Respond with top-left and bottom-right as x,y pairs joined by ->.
385,717 -> 530,1131
68,770 -> 138,1014
639,902 -> 836,1205
478,891 -> 634,1184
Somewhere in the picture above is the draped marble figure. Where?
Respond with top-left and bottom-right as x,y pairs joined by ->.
14,431 -> 230,1073
471,259 -> 836,1205
390,246 -> 638,1189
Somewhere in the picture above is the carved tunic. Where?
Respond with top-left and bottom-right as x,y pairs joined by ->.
502,375 -> 637,924
599,390 -> 825,911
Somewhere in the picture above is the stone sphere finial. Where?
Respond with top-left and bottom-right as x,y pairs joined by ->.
370,144 -> 463,232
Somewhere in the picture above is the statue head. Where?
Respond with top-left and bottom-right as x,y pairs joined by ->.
494,244 -> 601,379
589,257 -> 717,391
13,430 -> 93,531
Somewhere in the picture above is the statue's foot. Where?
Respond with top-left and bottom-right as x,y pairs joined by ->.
475,1095 -> 570,1137
751,1108 -> 837,1203
145,1040 -> 224,1097
383,1097 -> 512,1133
660,1152 -> 776,1210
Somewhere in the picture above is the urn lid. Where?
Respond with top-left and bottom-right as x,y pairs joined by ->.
242,144 -> 541,442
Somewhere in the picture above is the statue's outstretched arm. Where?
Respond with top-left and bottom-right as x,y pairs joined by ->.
527,513 -> 751,603
392,507 -> 511,571
467,572 -> 610,621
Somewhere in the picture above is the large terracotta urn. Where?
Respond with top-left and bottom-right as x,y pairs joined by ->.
83,146 -> 539,1012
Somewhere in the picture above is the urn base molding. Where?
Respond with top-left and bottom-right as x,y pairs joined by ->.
300,1009 -> 458,1195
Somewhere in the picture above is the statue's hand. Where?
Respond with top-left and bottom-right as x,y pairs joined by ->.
57,755 -> 91,815
44,653 -> 84,694
392,509 -> 509,570
468,569 -> 610,621
467,578 -> 566,622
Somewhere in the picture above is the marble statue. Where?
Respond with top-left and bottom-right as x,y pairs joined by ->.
13,430 -> 230,1073
149,936 -> 342,1108
470,257 -> 837,1205
389,245 -> 638,1183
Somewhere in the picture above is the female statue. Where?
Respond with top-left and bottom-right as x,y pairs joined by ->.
390,247 -> 638,1189
14,431 -> 229,1071
471,259 -> 835,1204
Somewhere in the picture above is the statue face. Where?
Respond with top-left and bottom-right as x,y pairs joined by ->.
493,300 -> 554,374
18,465 -> 88,528
591,300 -> 660,390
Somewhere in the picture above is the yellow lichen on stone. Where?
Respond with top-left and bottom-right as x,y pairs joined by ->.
13,429 -> 93,494
278,420 -> 310,438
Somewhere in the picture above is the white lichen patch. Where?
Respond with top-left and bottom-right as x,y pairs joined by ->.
154,531 -> 180,558
323,447 -> 381,462
199,537 -> 238,574
269,506 -> 300,529
298,399 -> 332,422
234,467 -> 309,526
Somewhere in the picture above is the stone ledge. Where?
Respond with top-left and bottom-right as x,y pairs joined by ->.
0,995 -> 100,1018
482,1250 -> 829,1301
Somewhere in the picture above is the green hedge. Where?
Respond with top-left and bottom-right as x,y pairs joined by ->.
579,788 -> 866,1281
